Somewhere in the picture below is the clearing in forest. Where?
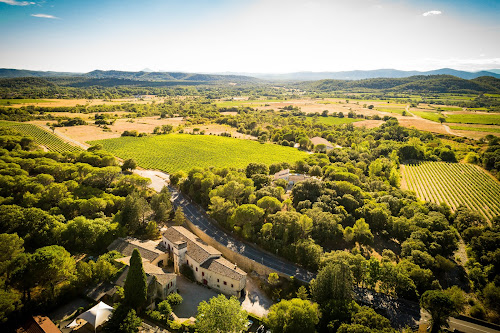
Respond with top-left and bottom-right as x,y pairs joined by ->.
90,133 -> 308,173
401,161 -> 500,221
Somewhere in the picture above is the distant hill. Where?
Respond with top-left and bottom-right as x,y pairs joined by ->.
0,68 -> 80,78
246,68 -> 500,81
298,75 -> 500,94
0,68 -> 259,83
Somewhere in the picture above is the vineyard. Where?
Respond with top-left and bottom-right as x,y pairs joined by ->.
90,134 -> 308,173
0,121 -> 82,153
401,161 -> 500,221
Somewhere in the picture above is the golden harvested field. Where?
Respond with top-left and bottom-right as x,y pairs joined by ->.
182,124 -> 255,139
29,116 -> 185,142
353,120 -> 385,129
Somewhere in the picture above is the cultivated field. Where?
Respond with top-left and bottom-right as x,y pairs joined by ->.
90,134 -> 308,173
29,116 -> 185,142
401,162 -> 500,221
0,121 -> 82,153
314,117 -> 362,126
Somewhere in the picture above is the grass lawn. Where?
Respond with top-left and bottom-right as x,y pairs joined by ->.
89,134 -> 308,173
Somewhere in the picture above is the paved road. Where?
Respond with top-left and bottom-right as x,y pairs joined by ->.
169,186 -> 316,283
449,318 -> 500,333
419,311 -> 500,333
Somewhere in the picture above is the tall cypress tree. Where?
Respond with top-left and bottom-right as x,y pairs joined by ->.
124,248 -> 147,311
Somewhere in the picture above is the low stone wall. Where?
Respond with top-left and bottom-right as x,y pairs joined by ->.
184,218 -> 280,278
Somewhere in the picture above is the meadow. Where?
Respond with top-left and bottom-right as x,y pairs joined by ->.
89,133 -> 308,173
401,161 -> 500,221
0,121 -> 82,153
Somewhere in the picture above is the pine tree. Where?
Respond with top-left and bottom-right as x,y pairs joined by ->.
173,207 -> 186,226
124,248 -> 147,311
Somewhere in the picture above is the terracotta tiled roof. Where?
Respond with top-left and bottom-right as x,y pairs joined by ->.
17,316 -> 61,333
201,256 -> 246,280
107,237 -> 164,262
163,226 -> 221,264
115,264 -> 175,287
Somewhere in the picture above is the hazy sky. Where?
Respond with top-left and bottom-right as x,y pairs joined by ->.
1,0 -> 499,73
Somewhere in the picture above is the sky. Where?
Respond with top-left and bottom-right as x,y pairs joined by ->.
0,0 -> 499,73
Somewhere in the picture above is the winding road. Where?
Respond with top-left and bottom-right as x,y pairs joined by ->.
168,186 -> 316,282
134,169 -> 315,282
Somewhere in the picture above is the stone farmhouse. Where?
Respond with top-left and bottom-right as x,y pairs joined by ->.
107,237 -> 176,302
162,226 -> 247,297
108,227 -> 247,299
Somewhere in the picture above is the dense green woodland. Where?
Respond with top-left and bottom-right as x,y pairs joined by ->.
0,128 -> 176,329
1,75 -> 500,102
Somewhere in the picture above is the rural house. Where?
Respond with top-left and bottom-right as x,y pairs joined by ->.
107,237 -> 169,267
310,136 -> 335,151
107,237 -> 176,303
274,168 -> 310,186
162,226 -> 247,297
115,256 -> 177,302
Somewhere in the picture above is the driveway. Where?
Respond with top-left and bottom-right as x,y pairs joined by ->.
174,275 -> 219,319
241,277 -> 273,317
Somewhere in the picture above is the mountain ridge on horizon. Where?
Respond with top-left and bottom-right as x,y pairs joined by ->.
214,68 -> 500,81
0,67 -> 499,81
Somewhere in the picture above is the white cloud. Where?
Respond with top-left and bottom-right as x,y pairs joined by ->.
423,10 -> 442,17
31,13 -> 59,19
0,0 -> 35,5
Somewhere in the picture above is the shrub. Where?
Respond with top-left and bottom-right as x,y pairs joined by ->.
166,292 -> 183,306
469,304 -> 486,319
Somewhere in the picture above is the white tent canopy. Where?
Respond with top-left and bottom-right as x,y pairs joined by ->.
66,301 -> 114,330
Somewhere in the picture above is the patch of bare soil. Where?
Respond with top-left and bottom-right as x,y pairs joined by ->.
451,130 -> 500,140
397,117 -> 449,134
44,111 -> 136,120
353,120 -> 384,129
182,124 -> 256,140
399,165 -> 408,190
30,116 -> 185,143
